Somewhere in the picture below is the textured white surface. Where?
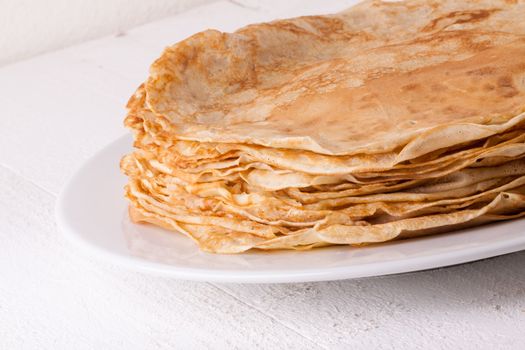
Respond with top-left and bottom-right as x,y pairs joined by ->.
1,1 -> 525,348
0,0 -> 214,66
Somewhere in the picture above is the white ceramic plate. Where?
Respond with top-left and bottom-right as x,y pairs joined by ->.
56,135 -> 525,283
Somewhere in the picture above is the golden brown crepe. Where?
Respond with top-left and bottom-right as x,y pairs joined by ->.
121,0 -> 525,253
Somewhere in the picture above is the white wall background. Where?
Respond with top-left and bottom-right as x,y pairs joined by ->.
0,0 -> 215,67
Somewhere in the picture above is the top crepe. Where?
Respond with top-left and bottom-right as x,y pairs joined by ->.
144,0 -> 525,156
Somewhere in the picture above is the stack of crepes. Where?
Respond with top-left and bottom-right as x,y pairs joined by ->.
121,0 -> 525,253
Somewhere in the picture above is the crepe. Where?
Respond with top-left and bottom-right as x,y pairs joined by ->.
145,0 -> 525,155
121,0 -> 525,253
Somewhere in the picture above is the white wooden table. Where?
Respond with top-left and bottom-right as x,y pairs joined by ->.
1,1 -> 525,348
